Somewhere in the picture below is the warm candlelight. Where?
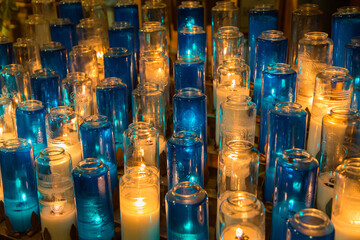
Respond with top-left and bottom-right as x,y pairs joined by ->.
221,225 -> 263,240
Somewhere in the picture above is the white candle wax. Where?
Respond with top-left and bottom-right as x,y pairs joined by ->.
48,142 -> 83,168
316,172 -> 334,214
40,205 -> 76,240
221,224 -> 264,240
332,216 -> 360,240
307,118 -> 322,157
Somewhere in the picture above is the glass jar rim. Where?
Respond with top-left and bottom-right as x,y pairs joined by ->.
18,100 -> 45,111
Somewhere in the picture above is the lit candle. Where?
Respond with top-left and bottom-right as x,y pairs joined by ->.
221,224 -> 263,240
48,142 -> 83,168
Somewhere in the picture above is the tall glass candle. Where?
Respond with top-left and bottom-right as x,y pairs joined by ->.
331,158 -> 360,240
46,106 -> 83,167
80,115 -> 118,194
30,68 -> 61,111
296,32 -> 333,111
177,1 -> 204,30
253,30 -> 288,114
166,182 -> 208,239
259,63 -> 297,154
286,208 -> 335,240
0,36 -> 13,70
16,100 -> 47,157
174,56 -> 205,93
31,0 -> 57,21
307,67 -> 353,157
120,167 -> 160,240
0,139 -> 39,233
24,14 -> 51,47
59,0 -> 84,26
0,95 -> 16,144
249,4 -> 278,82
141,0 -> 168,39
40,42 -> 68,81
72,158 -> 115,240
289,4 -> 323,67
96,77 -> 128,151
36,147 -> 76,240
265,102 -> 307,203
167,131 -> 204,189
13,38 -> 41,74
50,18 -> 77,55
346,37 -> 360,110
139,22 -> 167,56
332,6 -> 360,67
178,25 -> 206,64
270,149 -> 319,240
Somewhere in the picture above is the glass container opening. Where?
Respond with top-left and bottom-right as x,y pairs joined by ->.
304,32 -> 328,40
180,25 -> 205,34
78,158 -> 103,171
105,47 -> 130,57
26,14 -> 47,24
275,102 -> 302,112
99,77 -> 124,87
2,138 -> 28,150
18,100 -> 44,111
178,55 -> 201,63
111,21 -> 132,29
179,1 -> 201,8
253,3 -> 274,11
83,115 -> 109,128
40,42 -> 64,51
38,147 -> 70,164
176,87 -> 203,98
214,1 -> 236,10
49,106 -> 75,120
330,108 -> 358,119
267,63 -> 293,74
342,158 -> 360,177
226,94 -> 252,105
295,209 -> 329,230
1,64 -> 25,75
122,166 -> 158,184
0,35 -> 10,43
171,131 -> 199,146
50,18 -> 72,26
223,192 -> 263,214
321,67 -> 349,79
78,18 -> 98,28
141,22 -> 165,32
217,26 -> 241,39
226,140 -> 255,154
64,72 -> 92,85
70,45 -> 96,56
126,122 -> 157,139
133,82 -> 162,96
283,149 -> 313,164
13,38 -> 36,48
337,6 -> 360,14
33,68 -> 57,78
350,36 -> 360,45
298,3 -> 320,12
261,30 -> 284,40
117,0 -> 135,4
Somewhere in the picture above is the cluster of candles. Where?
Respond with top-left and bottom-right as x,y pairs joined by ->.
0,0 -> 360,240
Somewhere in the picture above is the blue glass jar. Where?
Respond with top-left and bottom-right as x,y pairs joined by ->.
249,4 -> 278,82
16,100 -> 47,157
264,102 -> 307,203
0,36 -> 13,70
259,63 -> 297,154
30,68 -> 61,111
0,139 -> 39,233
178,1 -> 204,30
173,88 -> 207,161
286,208 -> 335,240
79,115 -> 118,194
178,25 -> 206,64
166,182 -> 208,239
332,6 -> 360,67
174,55 -> 205,93
270,149 -> 319,240
72,158 -> 115,240
167,131 -> 204,189
59,0 -> 84,26
50,18 -> 77,55
346,37 -> 360,110
96,77 -> 128,151
253,30 -> 288,115
104,47 -> 133,104
40,42 -> 68,80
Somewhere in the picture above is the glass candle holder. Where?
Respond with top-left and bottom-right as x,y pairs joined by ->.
13,38 -> 41,74
346,37 -> 360,110
16,100 -> 47,157
307,67 -> 353,157
0,139 -> 39,233
24,14 -> 51,47
46,106 -> 83,167
120,166 -> 160,240
72,158 -> 115,240
141,0 -> 168,37
139,22 -> 167,56
59,0 -> 84,26
331,158 -> 360,240
31,0 -> 57,22
253,30 -> 288,114
0,36 -> 13,70
0,95 -> 16,144
69,45 -> 99,85
174,55 -> 205,93
286,208 -> 335,240
50,18 -> 77,55
296,32 -> 333,111
264,102 -> 307,203
167,131 -> 204,189
132,82 -> 166,139
259,63 -> 297,154
177,1 -> 204,30
219,192 -> 265,240
62,72 -> 94,118
104,47 -> 134,101
166,182 -> 208,239
289,4 -> 323,67
317,108 -> 360,215
332,6 -> 360,67
30,68 -> 61,111
249,4 -> 278,82
36,147 -> 76,240
123,122 -> 160,175
271,149 -> 319,240
40,42 -> 68,80
80,115 -> 118,194
96,77 -> 128,151
178,25 -> 206,65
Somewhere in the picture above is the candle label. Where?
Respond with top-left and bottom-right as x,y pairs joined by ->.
43,224 -> 78,240
5,211 -> 40,237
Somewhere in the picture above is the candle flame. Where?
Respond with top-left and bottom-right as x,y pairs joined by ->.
51,204 -> 64,215
134,198 -> 146,208
97,51 -> 104,59
231,79 -> 236,89
236,228 -> 243,238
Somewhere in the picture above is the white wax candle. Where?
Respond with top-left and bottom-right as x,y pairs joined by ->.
221,224 -> 264,240
40,205 -> 76,240
307,118 -> 322,157
332,216 -> 360,240
48,142 -> 83,168
316,172 -> 334,214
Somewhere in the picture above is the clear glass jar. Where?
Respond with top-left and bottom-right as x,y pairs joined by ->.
0,95 -> 16,145
139,21 -> 167,56
177,1 -> 204,30
24,14 -> 51,47
0,35 -> 13,69
141,0 -> 168,41
12,38 -> 41,74
31,0 -> 57,22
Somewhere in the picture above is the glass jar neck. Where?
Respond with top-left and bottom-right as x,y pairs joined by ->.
18,100 -> 44,112
111,21 -> 132,29
275,102 -> 302,112
0,35 -> 9,43
266,63 -> 293,74
83,115 -> 109,128
176,87 -> 203,98
214,1 -> 236,10
33,68 -> 57,79
169,182 -> 206,204
50,18 -> 72,26
3,138 -> 29,151
225,140 -> 255,155
1,64 -> 25,75
304,32 -> 328,41
290,208 -> 332,235
217,26 -> 241,39
171,131 -> 199,146
253,3 -> 274,11
298,3 -> 320,12
221,192 -> 263,218
100,77 -> 124,88
64,72 -> 92,85
260,30 -> 284,40
329,108 -> 358,120
41,42 -> 64,51
337,6 -> 360,14
105,47 -> 130,57
179,1 -> 201,8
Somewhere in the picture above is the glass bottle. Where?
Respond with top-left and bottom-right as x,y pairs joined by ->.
178,25 -> 206,65
36,147 -> 76,240
346,37 -> 360,110
264,102 -> 307,203
289,4 -> 323,67
259,63 -> 297,154
166,182 -> 208,239
49,18 -> 77,55
177,1 -> 204,30
0,36 -> 13,70
16,100 -> 47,157
0,95 -> 16,144
13,38 -> 41,74
332,6 -> 360,67
141,0 -> 168,36
72,158 -> 115,240
31,0 -> 57,22
307,67 -> 353,157
40,42 -> 68,81
270,149 -> 319,240
167,131 -> 204,189
139,22 -> 167,56
0,139 -> 39,233
59,0 -> 84,26
296,32 -> 333,111
24,14 -> 51,47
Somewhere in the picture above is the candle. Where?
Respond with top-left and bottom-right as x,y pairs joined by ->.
48,142 -> 83,168
221,224 -> 263,240
332,215 -> 360,240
